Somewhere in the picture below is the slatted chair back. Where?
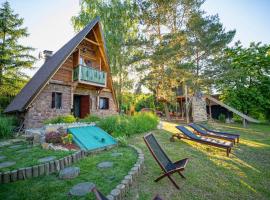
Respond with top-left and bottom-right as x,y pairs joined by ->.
144,133 -> 172,172
189,123 -> 208,135
175,126 -> 200,140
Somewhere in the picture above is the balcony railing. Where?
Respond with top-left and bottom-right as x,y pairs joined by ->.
73,64 -> 107,87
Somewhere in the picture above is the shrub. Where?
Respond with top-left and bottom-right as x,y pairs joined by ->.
97,112 -> 159,137
45,131 -> 62,144
79,114 -> 101,123
218,113 -> 226,123
61,133 -> 73,145
116,136 -> 128,147
0,115 -> 18,138
44,115 -> 76,124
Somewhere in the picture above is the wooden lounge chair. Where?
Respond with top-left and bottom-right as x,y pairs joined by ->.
173,126 -> 233,157
92,186 -> 164,200
198,124 -> 240,143
143,133 -> 189,189
188,123 -> 238,144
92,187 -> 108,200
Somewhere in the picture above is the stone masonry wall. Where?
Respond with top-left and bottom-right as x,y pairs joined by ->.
74,87 -> 118,117
192,96 -> 208,122
24,83 -> 71,129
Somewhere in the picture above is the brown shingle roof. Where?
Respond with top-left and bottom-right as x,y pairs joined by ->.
5,17 -> 100,113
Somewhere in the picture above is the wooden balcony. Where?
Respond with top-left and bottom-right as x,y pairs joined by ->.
73,64 -> 107,87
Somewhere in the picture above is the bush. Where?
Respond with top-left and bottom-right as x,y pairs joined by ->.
79,114 -> 101,123
116,136 -> 128,147
44,115 -> 76,124
45,131 -> 62,144
218,113 -> 226,123
97,112 -> 159,137
0,115 -> 18,138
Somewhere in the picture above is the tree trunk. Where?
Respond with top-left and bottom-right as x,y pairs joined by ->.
163,102 -> 170,121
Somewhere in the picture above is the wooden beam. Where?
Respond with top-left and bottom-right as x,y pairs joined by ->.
84,37 -> 100,46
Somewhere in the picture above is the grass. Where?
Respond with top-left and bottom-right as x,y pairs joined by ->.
125,121 -> 270,200
0,146 -> 137,200
0,142 -> 73,172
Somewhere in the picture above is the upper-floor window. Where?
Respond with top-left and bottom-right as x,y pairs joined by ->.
99,97 -> 109,110
51,92 -> 62,109
80,56 -> 92,68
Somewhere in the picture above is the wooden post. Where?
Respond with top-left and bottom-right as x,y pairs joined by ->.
243,118 -> 247,128
185,85 -> 189,124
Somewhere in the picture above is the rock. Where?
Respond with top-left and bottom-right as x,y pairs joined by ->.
0,161 -> 16,169
59,167 -> 80,179
41,143 -> 49,150
0,155 -> 6,160
111,152 -> 123,157
0,141 -> 11,147
17,149 -> 31,153
97,161 -> 113,169
25,128 -> 45,145
38,156 -> 56,163
69,182 -> 95,196
9,144 -> 23,149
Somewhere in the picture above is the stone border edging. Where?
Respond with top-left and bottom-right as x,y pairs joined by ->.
106,145 -> 144,200
0,150 -> 86,184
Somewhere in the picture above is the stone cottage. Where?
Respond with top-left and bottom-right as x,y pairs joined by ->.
4,17 -> 118,128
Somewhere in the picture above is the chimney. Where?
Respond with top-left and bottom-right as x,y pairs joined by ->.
43,50 -> 53,62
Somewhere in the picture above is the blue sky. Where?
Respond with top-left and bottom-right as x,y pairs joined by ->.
1,0 -> 270,75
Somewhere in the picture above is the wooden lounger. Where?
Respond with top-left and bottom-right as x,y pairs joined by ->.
173,126 -> 233,157
198,124 -> 240,143
143,133 -> 189,189
189,123 -> 237,144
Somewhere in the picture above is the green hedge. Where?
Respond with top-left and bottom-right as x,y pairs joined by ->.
0,115 -> 18,138
97,112 -> 159,137
78,114 -> 101,123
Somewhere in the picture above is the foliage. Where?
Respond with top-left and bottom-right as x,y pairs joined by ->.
218,113 -> 226,123
44,115 -> 76,124
217,42 -> 270,120
61,133 -> 73,145
72,0 -> 139,108
0,115 -> 17,138
97,112 -> 159,137
116,135 -> 128,147
45,131 -> 62,144
0,2 -> 36,110
78,114 -> 101,123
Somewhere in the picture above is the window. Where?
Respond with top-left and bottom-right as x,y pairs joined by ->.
51,92 -> 62,109
99,97 -> 109,110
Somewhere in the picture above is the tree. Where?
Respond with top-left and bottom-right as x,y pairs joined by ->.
72,0 -> 139,109
0,1 -> 36,111
217,42 -> 270,120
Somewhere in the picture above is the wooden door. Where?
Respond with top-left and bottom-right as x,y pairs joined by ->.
80,95 -> 90,118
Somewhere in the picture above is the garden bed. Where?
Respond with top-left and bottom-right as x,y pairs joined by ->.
0,145 -> 140,200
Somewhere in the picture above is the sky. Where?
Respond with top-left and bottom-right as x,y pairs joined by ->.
1,0 -> 270,76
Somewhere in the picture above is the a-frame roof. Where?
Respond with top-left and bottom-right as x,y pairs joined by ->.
5,17 -> 115,113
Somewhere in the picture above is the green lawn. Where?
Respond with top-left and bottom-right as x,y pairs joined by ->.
0,142 -> 73,172
126,121 -> 270,200
0,146 -> 137,200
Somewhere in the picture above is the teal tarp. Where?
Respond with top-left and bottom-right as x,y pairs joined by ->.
68,126 -> 117,151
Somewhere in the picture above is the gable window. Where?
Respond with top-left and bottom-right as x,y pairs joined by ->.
51,92 -> 62,109
99,97 -> 109,110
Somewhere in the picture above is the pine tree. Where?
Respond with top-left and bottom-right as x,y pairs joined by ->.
0,1 -> 36,98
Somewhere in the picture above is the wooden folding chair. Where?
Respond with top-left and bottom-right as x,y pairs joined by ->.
143,133 -> 189,189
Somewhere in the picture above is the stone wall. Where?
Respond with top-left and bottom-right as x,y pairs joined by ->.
24,84 -> 118,129
24,83 -> 71,129
192,96 -> 208,122
74,87 -> 118,117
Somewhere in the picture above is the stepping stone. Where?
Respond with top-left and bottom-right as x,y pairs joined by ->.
38,156 -> 56,163
69,182 -> 95,196
111,152 -> 123,157
59,167 -> 80,179
9,144 -> 23,149
0,161 -> 16,169
0,141 -> 11,147
97,161 -> 113,169
0,155 -> 6,161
